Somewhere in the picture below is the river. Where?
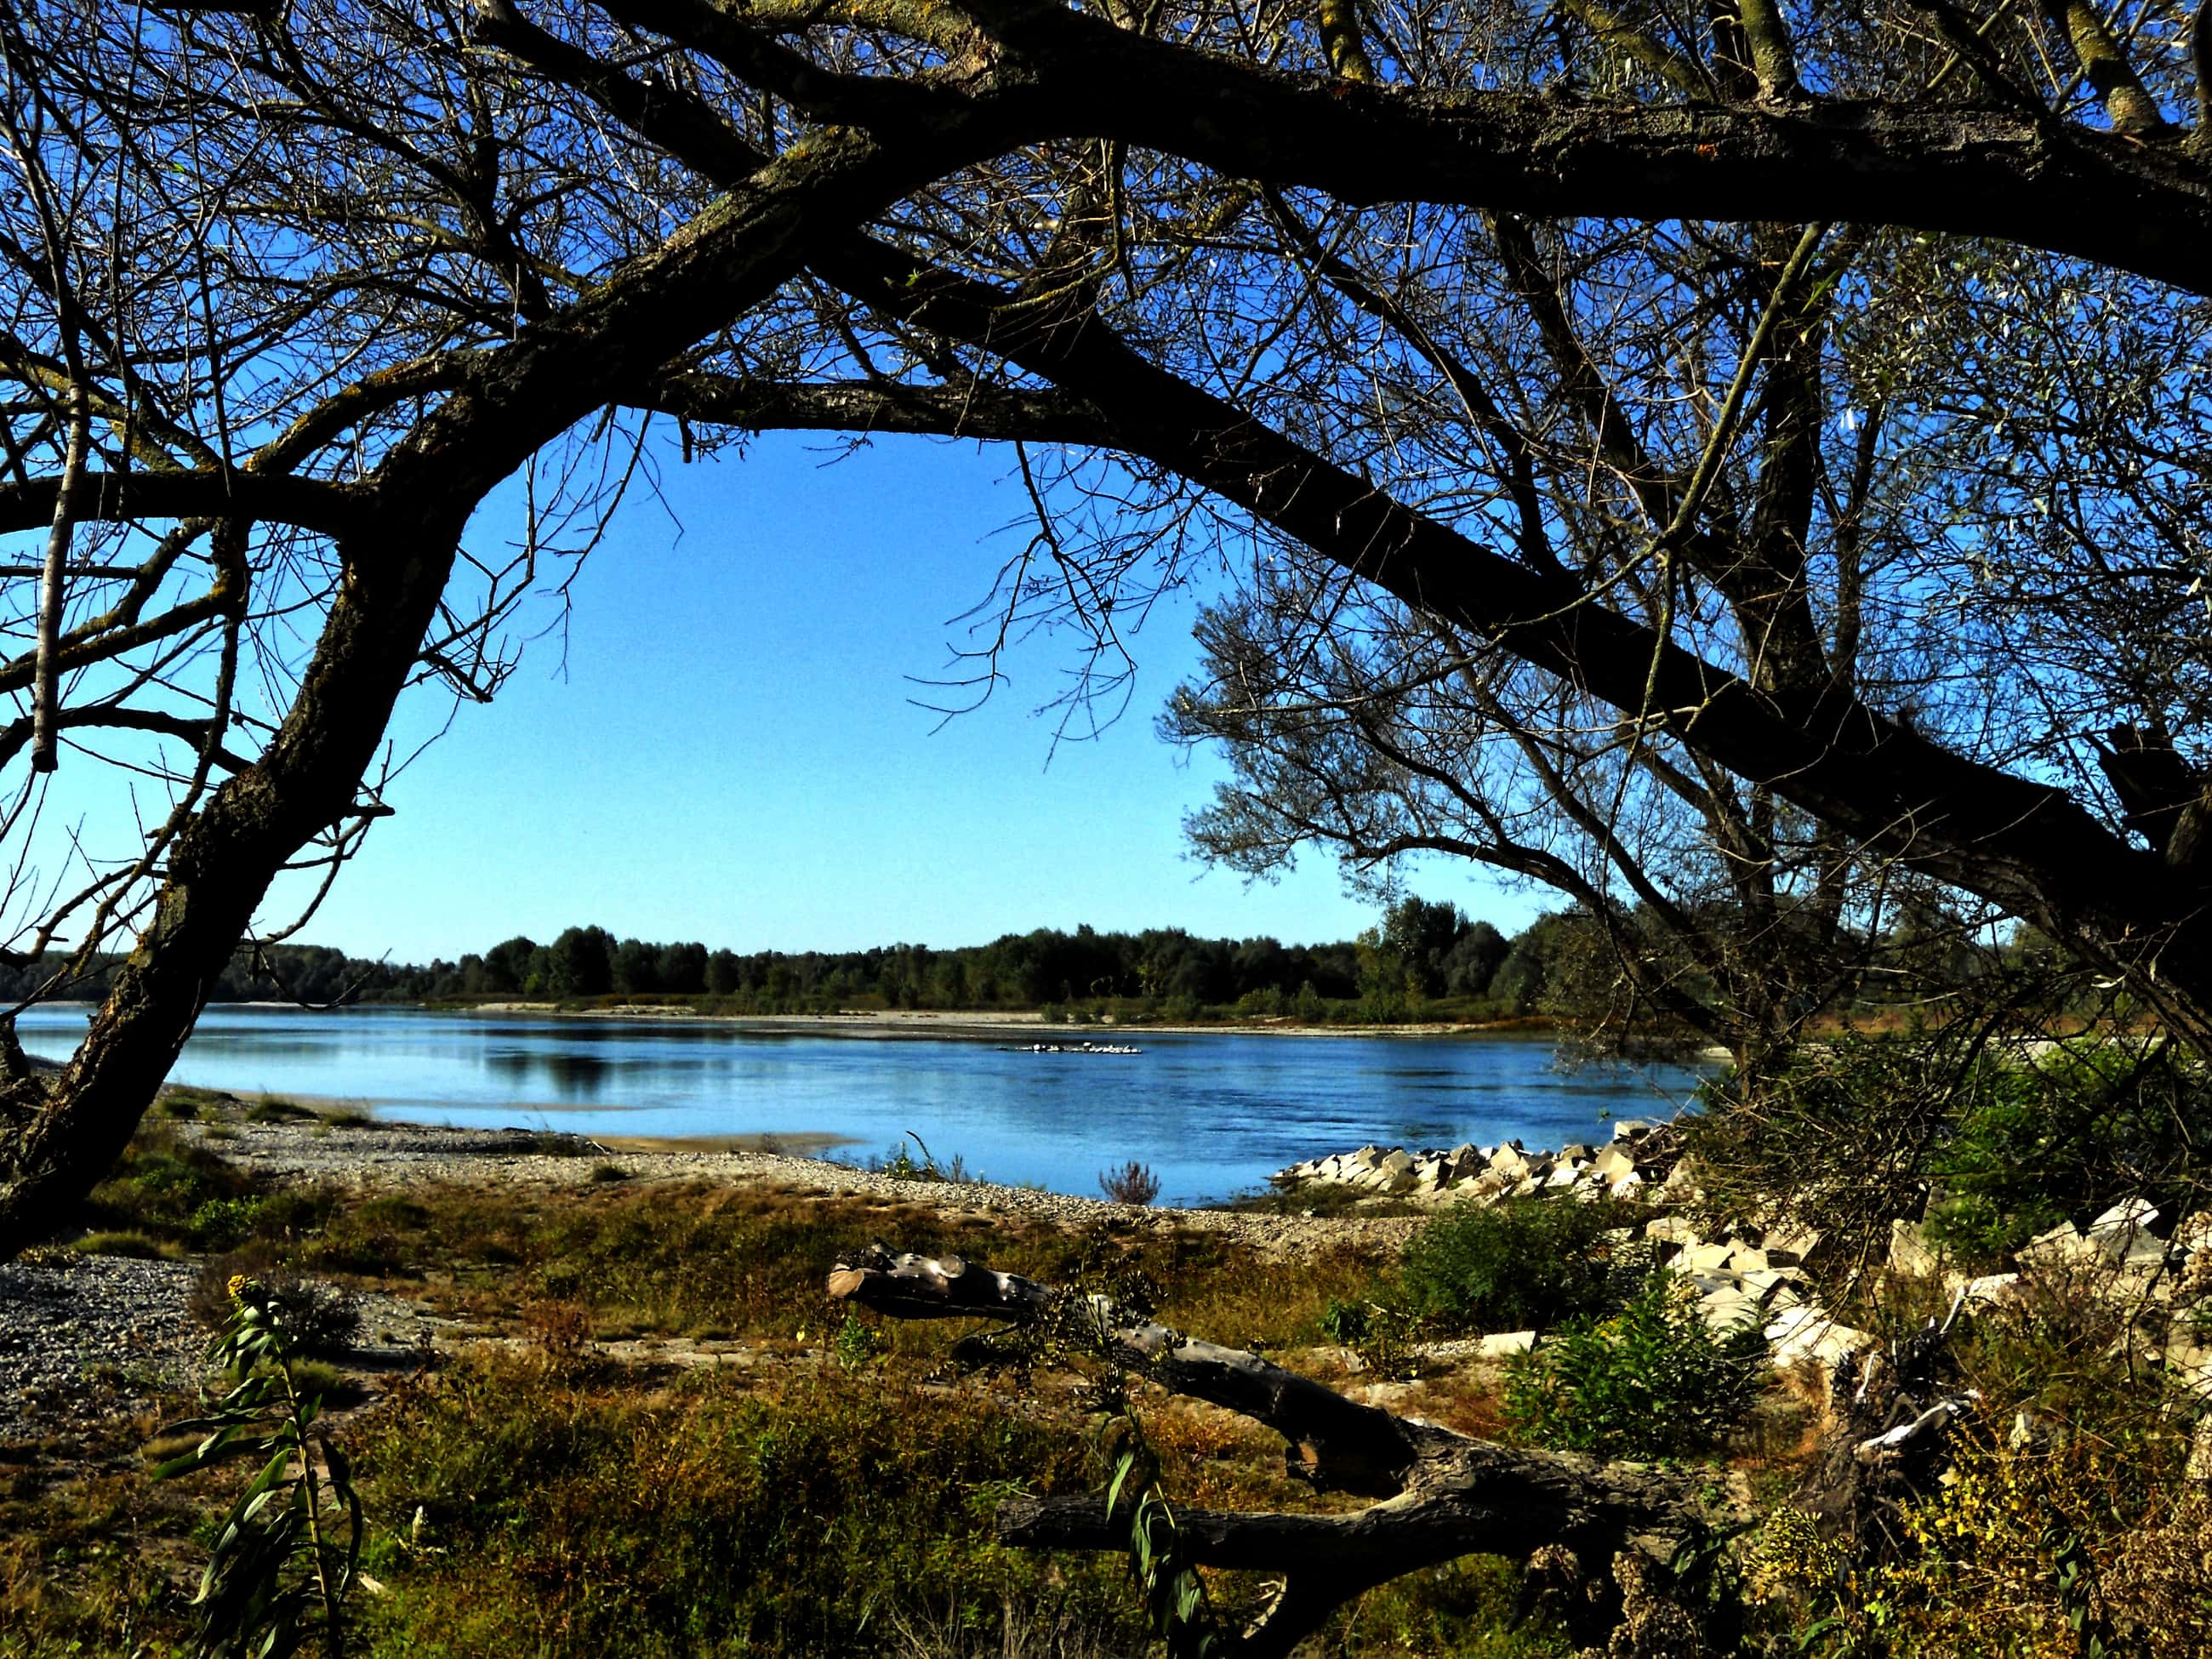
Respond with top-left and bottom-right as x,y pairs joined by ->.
18,1005 -> 1711,1206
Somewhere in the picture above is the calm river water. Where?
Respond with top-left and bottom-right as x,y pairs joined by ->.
18,1006 -> 1709,1206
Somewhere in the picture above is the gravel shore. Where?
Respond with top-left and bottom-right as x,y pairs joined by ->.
191,1115 -> 1423,1258
3,1115 -> 1417,1448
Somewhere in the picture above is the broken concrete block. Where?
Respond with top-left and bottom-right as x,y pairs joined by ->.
1677,1240 -> 1736,1274
1762,1222 -> 1823,1260
2016,1219 -> 2094,1268
1593,1143 -> 1638,1182
1698,1291 -> 1761,1331
1889,1218 -> 1941,1277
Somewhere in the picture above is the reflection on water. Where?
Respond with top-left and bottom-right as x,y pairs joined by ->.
16,1006 -> 1711,1206
484,1047 -> 616,1100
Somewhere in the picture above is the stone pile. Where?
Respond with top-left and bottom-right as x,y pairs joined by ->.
1270,1118 -> 1686,1206
1275,1120 -> 1892,1381
1278,1126 -> 2212,1398
1889,1199 -> 2212,1399
1638,1216 -> 1879,1372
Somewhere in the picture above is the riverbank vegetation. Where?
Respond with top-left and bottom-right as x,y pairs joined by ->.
12,1072 -> 2212,1656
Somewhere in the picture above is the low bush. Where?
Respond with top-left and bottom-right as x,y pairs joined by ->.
1502,1274 -> 1767,1461
191,1263 -> 362,1354
871,1133 -> 972,1184
79,1131 -> 258,1242
185,1187 -> 334,1251
71,1229 -> 172,1259
1097,1161 -> 1161,1206
245,1097 -> 320,1123
1399,1195 -> 1646,1334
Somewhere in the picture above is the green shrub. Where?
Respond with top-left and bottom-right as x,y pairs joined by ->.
82,1135 -> 258,1241
1922,1038 -> 2212,1268
246,1097 -> 319,1123
1502,1274 -> 1767,1461
72,1229 -> 171,1258
1400,1195 -> 1645,1334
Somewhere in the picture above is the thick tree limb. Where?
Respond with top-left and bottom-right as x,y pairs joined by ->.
0,71 -> 1010,1255
830,1246 -> 1716,1656
0,471 -> 369,539
831,1245 -> 1421,1491
642,372 -> 1117,448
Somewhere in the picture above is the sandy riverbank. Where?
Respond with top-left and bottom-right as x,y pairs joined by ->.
4,1101 -> 1424,1448
459,1001 -> 1568,1042
173,1112 -> 1421,1257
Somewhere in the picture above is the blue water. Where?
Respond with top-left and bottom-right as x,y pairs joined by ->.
17,1006 -> 1707,1206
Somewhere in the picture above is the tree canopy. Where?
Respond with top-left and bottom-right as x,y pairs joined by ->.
3,0 -> 2211,1250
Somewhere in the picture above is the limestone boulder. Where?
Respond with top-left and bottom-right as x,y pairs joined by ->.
1888,1218 -> 1941,1277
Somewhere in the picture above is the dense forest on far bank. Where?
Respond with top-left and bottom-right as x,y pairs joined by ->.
0,898 -> 1536,1024
0,895 -> 2044,1033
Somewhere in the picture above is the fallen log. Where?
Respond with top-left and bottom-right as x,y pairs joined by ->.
828,1244 -> 1724,1656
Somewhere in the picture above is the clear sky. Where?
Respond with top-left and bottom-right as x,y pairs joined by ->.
250,430 -> 1541,964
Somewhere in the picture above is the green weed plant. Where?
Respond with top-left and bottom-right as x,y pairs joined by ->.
1503,1274 -> 1767,1461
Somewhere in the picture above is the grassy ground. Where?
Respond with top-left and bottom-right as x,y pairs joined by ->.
20,1091 -> 2198,1656
1,1104 -> 1572,1658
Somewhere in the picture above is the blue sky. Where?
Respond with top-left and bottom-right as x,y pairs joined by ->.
255,431 -> 1539,963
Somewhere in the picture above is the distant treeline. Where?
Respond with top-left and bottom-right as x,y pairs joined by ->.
409,898 -> 1553,1020
0,944 -> 436,1009
0,897 -> 1572,1023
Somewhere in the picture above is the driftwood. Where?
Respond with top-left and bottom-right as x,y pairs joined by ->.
828,1245 -> 1723,1656
1793,1291 -> 1971,1554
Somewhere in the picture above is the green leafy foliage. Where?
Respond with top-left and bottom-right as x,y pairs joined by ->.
1399,1195 -> 1646,1334
1094,1399 -> 1220,1659
1502,1274 -> 1767,1461
1924,1039 -> 2212,1268
155,1276 -> 365,1658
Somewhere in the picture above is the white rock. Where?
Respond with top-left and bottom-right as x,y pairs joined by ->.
1699,1291 -> 1761,1330
1678,1240 -> 1735,1274
2091,1198 -> 2159,1234
1889,1218 -> 1941,1277
1645,1216 -> 1701,1246
1593,1144 -> 1638,1182
1477,1330 -> 1536,1358
1763,1222 -> 1823,1260
1955,1272 -> 2020,1307
1765,1304 -> 1878,1371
